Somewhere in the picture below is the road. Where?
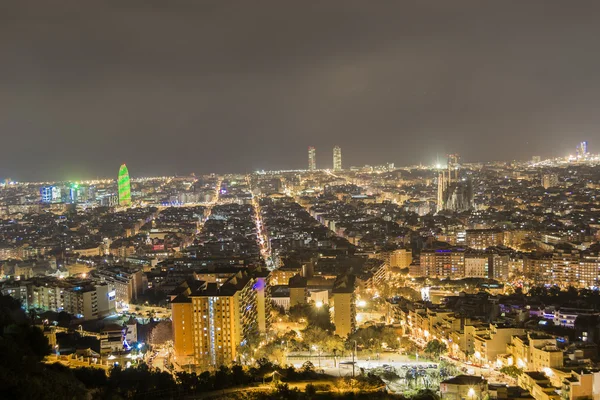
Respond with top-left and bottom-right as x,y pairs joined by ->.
441,355 -> 516,385
247,176 -> 273,269
287,353 -> 435,377
147,345 -> 184,374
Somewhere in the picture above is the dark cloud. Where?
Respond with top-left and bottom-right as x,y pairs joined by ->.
2,0 -> 600,180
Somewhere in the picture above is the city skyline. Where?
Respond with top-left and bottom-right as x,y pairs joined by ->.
1,141 -> 597,184
4,131 -> 600,398
3,1 -> 600,180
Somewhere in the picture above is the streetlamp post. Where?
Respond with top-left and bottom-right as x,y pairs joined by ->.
282,340 -> 287,366
352,340 -> 357,378
318,347 -> 321,369
312,345 -> 321,369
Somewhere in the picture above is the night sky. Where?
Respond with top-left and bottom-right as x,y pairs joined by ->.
2,1 -> 600,181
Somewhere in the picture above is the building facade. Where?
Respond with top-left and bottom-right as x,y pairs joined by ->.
333,146 -> 342,171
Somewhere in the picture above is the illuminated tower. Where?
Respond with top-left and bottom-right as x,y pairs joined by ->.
308,146 -> 316,171
118,164 -> 132,207
437,171 -> 446,212
333,146 -> 342,171
577,141 -> 588,159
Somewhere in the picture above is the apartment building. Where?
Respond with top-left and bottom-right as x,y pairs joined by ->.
270,266 -> 302,286
524,252 -> 599,288
172,269 -> 269,368
96,266 -> 146,304
2,277 -> 116,320
332,274 -> 356,338
418,249 -> 465,278
62,282 -> 116,320
465,229 -> 504,250
465,254 -> 490,278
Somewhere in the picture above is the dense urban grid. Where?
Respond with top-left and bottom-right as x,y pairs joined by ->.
4,143 -> 600,399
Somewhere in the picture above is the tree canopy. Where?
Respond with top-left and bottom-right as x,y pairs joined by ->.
424,340 -> 447,358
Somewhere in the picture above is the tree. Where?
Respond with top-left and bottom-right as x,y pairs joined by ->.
500,366 -> 523,379
347,325 -> 402,352
301,326 -> 344,354
149,320 -> 173,345
300,360 -> 315,376
238,328 -> 261,364
412,389 -> 441,400
438,360 -> 459,378
255,340 -> 286,365
289,302 -> 335,332
214,365 -> 234,389
0,295 -> 99,399
108,364 -> 177,398
424,339 -> 447,359
399,336 -> 417,354
305,383 -> 317,398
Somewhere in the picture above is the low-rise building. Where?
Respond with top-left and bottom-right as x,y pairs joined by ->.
507,333 -> 564,371
440,375 -> 488,400
518,371 -> 560,400
472,324 -> 525,364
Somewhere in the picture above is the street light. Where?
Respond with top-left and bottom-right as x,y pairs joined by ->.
352,340 -> 357,378
281,340 -> 287,365
312,345 -> 321,369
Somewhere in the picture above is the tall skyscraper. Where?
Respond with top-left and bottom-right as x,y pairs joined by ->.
308,146 -> 316,171
437,171 -> 445,210
577,141 -> 588,160
118,164 -> 132,207
333,145 -> 342,171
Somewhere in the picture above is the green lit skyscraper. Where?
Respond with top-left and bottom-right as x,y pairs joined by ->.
118,164 -> 132,207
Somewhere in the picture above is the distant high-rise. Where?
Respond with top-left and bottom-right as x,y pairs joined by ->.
41,185 -> 62,203
118,164 -> 132,207
333,146 -> 342,171
40,186 -> 53,203
308,146 -> 316,171
437,171 -> 445,210
542,173 -> 559,189
577,141 -> 588,160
